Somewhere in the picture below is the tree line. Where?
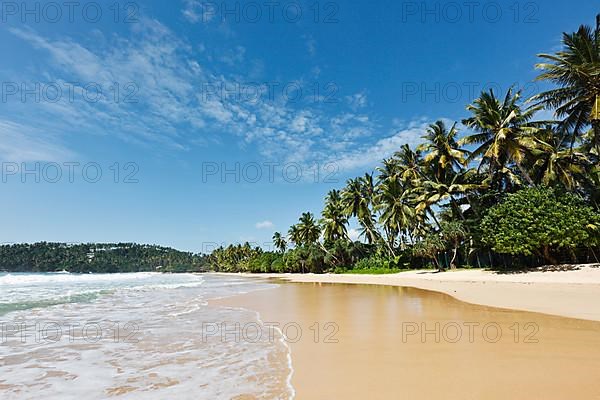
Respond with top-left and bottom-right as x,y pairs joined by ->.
0,243 -> 210,273
210,17 -> 600,274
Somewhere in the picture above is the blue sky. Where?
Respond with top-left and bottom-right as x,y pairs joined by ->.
0,0 -> 597,252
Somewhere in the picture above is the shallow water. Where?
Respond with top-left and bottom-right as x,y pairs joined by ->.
0,273 -> 292,399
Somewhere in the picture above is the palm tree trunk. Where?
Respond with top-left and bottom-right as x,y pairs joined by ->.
450,246 -> 458,269
542,245 -> 558,265
429,210 -> 442,230
449,195 -> 466,221
592,120 -> 600,153
431,255 -> 442,271
516,161 -> 535,186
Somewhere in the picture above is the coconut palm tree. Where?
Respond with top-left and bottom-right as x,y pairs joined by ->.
528,128 -> 590,190
272,232 -> 287,253
377,158 -> 402,184
441,221 -> 468,269
460,88 -> 541,188
586,164 -> 600,209
418,120 -> 468,182
357,216 -> 381,245
296,212 -> 321,246
341,178 -> 369,218
532,17 -> 600,149
393,144 -> 424,184
287,225 -> 301,247
341,177 -> 379,243
374,178 -> 416,253
414,171 -> 484,224
321,190 -> 349,243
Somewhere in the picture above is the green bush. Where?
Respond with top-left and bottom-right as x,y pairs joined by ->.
480,187 -> 600,264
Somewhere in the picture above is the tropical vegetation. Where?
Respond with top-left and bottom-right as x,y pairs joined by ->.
0,243 -> 209,273
210,17 -> 600,273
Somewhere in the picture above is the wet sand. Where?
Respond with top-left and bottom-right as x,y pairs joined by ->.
215,281 -> 600,400
233,266 -> 600,322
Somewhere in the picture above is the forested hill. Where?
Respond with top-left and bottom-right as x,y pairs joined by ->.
0,243 -> 210,273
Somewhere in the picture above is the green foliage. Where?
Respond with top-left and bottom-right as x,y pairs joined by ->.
0,243 -> 208,273
210,243 -> 263,272
283,245 -> 326,273
480,187 -> 600,262
412,234 -> 446,270
209,18 -> 600,273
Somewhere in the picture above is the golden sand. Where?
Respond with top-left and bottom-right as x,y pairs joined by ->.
215,281 -> 600,400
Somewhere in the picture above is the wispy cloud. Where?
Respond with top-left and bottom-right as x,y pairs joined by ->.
0,120 -> 75,162
4,17 -> 419,173
330,121 -> 432,172
182,0 -> 206,23
346,91 -> 368,111
304,35 -> 316,57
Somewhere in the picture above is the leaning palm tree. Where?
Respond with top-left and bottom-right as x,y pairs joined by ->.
531,17 -> 600,149
418,120 -> 468,182
321,190 -> 349,243
272,232 -> 287,253
460,88 -> 541,188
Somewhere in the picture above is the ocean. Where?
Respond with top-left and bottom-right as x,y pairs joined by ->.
0,272 -> 293,399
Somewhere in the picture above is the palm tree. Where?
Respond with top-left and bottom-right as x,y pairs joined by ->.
374,178 -> 416,253
528,128 -> 589,190
393,144 -> 424,184
418,120 -> 468,182
341,177 -> 379,244
296,212 -> 321,246
460,88 -> 541,187
272,232 -> 287,253
341,178 -> 369,218
413,234 -> 446,271
321,190 -> 349,243
360,173 -> 376,204
287,225 -> 301,247
377,158 -> 402,183
532,17 -> 600,149
586,163 -> 600,209
441,221 -> 468,269
414,171 -> 484,224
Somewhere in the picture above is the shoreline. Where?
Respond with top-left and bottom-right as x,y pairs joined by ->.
218,264 -> 600,322
214,271 -> 600,399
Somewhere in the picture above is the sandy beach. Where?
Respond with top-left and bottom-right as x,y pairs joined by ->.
213,266 -> 600,399
237,265 -> 600,322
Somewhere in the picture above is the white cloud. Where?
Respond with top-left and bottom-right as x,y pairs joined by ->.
255,221 -> 275,230
303,35 -> 316,57
219,46 -> 246,66
346,92 -> 368,110
330,122 -> 430,172
0,120 -> 75,162
5,19 -> 428,178
182,0 -> 208,23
